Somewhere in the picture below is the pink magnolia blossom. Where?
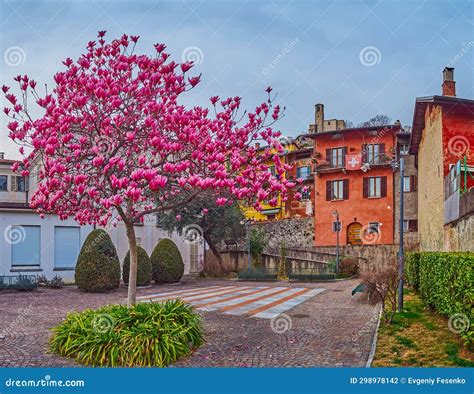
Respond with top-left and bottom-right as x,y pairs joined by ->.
3,32 -> 293,304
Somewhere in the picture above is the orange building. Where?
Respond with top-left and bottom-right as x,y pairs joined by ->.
306,124 -> 402,246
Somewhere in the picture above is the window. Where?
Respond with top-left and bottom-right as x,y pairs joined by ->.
404,220 -> 418,232
11,176 -> 26,192
11,225 -> 40,266
365,144 -> 385,164
299,187 -> 311,201
327,147 -> 345,168
368,222 -> 380,234
399,144 -> 409,155
54,227 -> 81,268
403,220 -> 409,232
0,175 -> 7,191
403,176 -> 411,192
369,177 -> 381,197
296,166 -> 311,180
268,165 -> 276,176
326,179 -> 348,201
363,176 -> 387,198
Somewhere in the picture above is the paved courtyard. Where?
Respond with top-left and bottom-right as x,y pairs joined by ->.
0,278 -> 380,367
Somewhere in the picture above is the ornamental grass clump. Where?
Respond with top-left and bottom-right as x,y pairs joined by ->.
49,300 -> 203,367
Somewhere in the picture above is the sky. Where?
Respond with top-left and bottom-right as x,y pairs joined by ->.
1,0 -> 473,159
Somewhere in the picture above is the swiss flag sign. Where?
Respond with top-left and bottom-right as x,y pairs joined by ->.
345,154 -> 362,170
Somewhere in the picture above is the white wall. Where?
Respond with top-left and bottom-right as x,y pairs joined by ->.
0,210 -> 204,283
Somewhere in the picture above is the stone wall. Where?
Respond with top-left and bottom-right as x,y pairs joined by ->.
250,217 -> 314,250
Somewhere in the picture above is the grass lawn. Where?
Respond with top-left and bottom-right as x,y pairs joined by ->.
372,288 -> 473,367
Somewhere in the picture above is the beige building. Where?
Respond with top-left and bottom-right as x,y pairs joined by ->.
308,104 -> 346,133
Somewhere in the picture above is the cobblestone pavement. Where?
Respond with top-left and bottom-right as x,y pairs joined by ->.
0,278 -> 380,367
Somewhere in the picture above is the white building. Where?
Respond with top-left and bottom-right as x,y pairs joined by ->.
0,154 -> 203,282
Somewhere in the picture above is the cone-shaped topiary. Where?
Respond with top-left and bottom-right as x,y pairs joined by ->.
123,246 -> 152,287
75,229 -> 120,292
151,239 -> 184,283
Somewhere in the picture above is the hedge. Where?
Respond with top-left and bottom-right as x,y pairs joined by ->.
122,246 -> 152,287
405,252 -> 421,290
406,252 -> 473,343
151,239 -> 184,284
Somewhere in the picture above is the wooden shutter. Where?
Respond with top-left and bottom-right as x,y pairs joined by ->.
410,175 -> 417,191
10,176 -> 17,191
361,144 -> 367,162
363,178 -> 368,198
326,148 -> 331,163
343,179 -> 349,200
343,146 -> 348,164
381,176 -> 387,197
409,220 -> 418,232
326,181 -> 331,201
379,143 -> 385,154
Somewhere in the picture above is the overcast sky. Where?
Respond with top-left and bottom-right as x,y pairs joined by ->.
1,0 -> 473,159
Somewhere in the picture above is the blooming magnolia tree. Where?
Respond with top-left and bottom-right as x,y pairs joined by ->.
3,32 -> 293,305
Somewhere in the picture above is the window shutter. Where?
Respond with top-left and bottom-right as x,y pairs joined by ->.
326,181 -> 331,201
343,146 -> 348,164
379,143 -> 385,154
381,176 -> 387,197
363,178 -> 368,198
410,175 -> 417,191
361,144 -> 367,162
11,176 -> 17,191
409,220 -> 418,232
343,179 -> 349,200
326,148 -> 331,163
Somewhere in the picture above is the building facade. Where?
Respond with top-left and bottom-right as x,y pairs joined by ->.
308,124 -> 402,246
0,155 -> 204,282
410,67 -> 474,252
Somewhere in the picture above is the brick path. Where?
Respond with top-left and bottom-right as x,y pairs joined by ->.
0,278 -> 380,367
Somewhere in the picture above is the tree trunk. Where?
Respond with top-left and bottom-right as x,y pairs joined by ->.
203,232 -> 226,273
125,222 -> 138,307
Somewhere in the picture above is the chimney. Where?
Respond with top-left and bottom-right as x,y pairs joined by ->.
315,104 -> 324,132
442,67 -> 456,97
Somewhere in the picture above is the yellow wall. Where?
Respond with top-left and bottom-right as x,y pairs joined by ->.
241,142 -> 298,221
418,105 -> 445,251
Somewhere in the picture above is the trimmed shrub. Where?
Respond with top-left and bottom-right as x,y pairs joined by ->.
122,246 -> 152,286
49,300 -> 203,367
416,252 -> 473,344
405,252 -> 421,290
75,229 -> 120,292
151,239 -> 184,283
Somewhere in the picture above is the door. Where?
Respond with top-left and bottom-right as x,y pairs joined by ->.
347,222 -> 362,245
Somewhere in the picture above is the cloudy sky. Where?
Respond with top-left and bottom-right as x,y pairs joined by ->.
1,0 -> 473,159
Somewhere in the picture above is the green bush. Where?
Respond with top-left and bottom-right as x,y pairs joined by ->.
151,239 -> 184,283
49,300 -> 203,367
415,252 -> 473,344
75,229 -> 120,292
122,246 -> 152,286
406,252 -> 421,289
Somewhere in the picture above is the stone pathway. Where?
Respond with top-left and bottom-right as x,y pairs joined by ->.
0,278 -> 380,367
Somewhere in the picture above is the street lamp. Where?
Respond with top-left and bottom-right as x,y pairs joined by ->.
332,210 -> 340,274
